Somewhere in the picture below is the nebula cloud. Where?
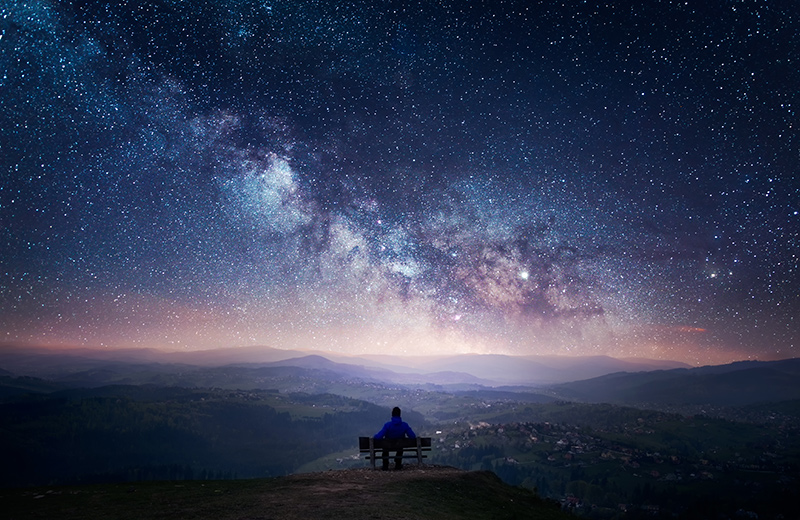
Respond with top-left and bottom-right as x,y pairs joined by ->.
1,1 -> 797,363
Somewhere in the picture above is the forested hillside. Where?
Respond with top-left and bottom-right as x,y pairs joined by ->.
1,386 -> 395,487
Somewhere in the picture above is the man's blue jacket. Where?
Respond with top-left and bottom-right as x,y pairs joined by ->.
374,416 -> 416,440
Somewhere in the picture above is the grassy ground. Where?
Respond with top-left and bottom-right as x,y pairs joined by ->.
2,466 -> 570,520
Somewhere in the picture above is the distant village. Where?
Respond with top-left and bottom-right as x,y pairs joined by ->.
432,414 -> 791,517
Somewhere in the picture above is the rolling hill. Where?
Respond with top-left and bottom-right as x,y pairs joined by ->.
549,358 -> 800,406
0,343 -> 690,386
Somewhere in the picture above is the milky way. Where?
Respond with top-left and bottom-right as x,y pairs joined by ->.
1,0 -> 797,363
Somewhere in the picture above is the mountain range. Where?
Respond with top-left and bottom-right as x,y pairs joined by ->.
0,343 -> 689,386
2,343 -> 798,408
548,357 -> 800,407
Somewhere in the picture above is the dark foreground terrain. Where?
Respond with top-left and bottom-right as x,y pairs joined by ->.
2,465 -> 569,520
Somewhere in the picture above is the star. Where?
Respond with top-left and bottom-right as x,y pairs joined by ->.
0,0 -> 797,364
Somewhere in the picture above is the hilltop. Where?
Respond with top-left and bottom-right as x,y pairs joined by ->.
4,465 -> 568,520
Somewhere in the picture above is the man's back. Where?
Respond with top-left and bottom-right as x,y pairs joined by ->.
376,415 -> 416,440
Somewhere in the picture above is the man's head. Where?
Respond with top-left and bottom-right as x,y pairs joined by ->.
392,407 -> 401,417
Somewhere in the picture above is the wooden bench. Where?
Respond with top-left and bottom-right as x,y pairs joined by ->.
359,436 -> 432,468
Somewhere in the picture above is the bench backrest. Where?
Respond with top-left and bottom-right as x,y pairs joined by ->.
359,436 -> 432,450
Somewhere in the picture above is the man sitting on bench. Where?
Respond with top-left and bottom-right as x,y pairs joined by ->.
374,407 -> 416,471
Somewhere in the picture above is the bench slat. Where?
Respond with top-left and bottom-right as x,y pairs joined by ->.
358,436 -> 433,468
365,455 -> 428,460
358,436 -> 432,450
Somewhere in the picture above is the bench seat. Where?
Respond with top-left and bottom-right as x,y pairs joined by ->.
358,436 -> 432,468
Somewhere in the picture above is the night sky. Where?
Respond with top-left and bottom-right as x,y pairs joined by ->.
1,0 -> 797,364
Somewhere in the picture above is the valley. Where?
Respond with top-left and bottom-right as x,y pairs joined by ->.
1,345 -> 798,519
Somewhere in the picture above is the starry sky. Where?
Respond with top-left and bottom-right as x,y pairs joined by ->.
1,0 -> 797,364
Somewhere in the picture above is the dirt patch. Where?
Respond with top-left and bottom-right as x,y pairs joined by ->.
258,465 -> 468,519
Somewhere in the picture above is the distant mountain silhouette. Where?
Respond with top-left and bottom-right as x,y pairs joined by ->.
1,343 -> 691,385
549,358 -> 800,406
263,355 -> 493,386
352,353 -> 689,385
